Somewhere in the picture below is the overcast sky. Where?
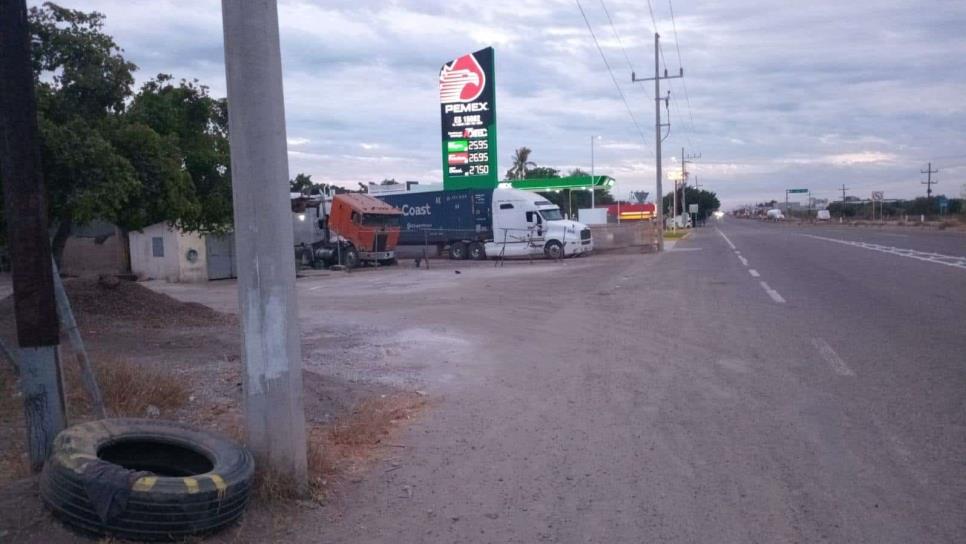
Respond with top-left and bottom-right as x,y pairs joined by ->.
37,0 -> 966,207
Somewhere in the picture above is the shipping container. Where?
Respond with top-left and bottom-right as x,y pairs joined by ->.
379,189 -> 493,245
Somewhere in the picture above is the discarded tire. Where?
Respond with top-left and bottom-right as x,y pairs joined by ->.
40,418 -> 254,541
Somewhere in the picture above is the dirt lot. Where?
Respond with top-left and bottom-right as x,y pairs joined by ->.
0,255 -> 599,542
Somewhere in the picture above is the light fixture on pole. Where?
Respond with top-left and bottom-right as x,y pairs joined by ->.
590,136 -> 594,208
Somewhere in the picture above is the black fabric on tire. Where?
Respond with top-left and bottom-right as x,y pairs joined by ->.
40,418 -> 254,541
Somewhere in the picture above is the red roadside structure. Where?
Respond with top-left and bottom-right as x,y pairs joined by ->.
604,202 -> 656,222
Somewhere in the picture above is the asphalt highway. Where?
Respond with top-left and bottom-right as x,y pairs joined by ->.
295,219 -> 966,543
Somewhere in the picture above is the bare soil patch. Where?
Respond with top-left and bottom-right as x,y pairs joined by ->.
0,277 -> 422,542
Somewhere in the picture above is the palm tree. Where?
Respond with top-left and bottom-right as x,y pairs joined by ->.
505,147 -> 537,180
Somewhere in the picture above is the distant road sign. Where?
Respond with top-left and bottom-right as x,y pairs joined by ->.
871,191 -> 884,201
689,204 -> 699,213
787,188 -> 808,194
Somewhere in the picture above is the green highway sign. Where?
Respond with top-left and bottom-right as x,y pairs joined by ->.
787,188 -> 808,193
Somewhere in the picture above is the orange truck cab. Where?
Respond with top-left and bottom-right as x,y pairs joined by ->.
324,193 -> 402,266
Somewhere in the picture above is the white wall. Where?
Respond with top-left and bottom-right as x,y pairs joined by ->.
578,208 -> 608,225
130,224 -> 212,282
177,230 -> 208,282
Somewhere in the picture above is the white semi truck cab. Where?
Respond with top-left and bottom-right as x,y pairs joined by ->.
489,188 -> 593,259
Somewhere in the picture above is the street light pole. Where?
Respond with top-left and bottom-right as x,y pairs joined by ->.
590,135 -> 596,209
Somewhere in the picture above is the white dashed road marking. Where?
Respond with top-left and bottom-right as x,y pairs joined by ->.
759,281 -> 786,304
803,234 -> 966,270
811,337 -> 855,376
717,227 -> 786,303
716,228 -> 737,250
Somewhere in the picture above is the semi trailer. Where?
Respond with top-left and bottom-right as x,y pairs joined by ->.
374,186 -> 593,260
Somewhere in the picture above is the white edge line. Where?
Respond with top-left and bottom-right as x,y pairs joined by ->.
802,234 -> 966,271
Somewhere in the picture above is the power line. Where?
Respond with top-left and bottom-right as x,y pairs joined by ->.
666,0 -> 697,139
599,0 -> 635,73
574,0 -> 651,151
600,0 -> 687,150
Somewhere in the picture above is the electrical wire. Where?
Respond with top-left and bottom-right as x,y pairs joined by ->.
574,0 -> 651,152
599,0 -> 635,73
667,0 -> 697,139
599,0 -> 685,150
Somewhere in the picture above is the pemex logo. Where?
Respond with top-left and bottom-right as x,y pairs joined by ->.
440,53 -> 486,104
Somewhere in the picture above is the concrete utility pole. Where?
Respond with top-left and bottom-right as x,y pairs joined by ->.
921,162 -> 938,200
221,0 -> 307,489
0,0 -> 66,471
632,33 -> 683,250
680,149 -> 700,224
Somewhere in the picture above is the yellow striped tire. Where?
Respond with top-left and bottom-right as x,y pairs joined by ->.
40,418 -> 254,541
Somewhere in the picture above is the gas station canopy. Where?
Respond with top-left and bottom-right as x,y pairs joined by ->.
507,175 -> 614,192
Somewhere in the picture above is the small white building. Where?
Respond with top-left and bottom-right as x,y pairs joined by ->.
129,223 -> 213,282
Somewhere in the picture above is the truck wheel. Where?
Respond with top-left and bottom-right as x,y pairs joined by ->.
449,242 -> 467,260
544,241 -> 564,260
468,242 -> 486,260
342,247 -> 360,269
40,418 -> 253,542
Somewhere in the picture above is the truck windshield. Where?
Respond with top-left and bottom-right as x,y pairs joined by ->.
362,214 -> 400,227
538,208 -> 563,221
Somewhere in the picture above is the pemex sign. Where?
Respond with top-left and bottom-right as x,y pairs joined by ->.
440,47 -> 497,190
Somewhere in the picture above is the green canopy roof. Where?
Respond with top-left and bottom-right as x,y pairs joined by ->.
507,175 -> 614,192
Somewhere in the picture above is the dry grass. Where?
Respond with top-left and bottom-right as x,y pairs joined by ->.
235,392 -> 427,503
307,393 -> 426,500
64,356 -> 189,418
0,364 -> 30,482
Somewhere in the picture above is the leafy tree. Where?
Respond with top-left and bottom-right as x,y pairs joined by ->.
290,173 -> 315,194
506,147 -> 536,180
290,173 -> 331,196
0,4 -> 235,264
108,121 -> 199,231
28,2 -> 143,262
533,168 -> 616,217
126,75 -> 232,233
663,186 -> 720,221
525,166 -> 559,179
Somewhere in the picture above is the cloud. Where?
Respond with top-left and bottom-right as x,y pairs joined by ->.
39,0 -> 966,207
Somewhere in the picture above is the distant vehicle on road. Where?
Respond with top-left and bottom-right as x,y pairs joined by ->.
766,209 -> 785,221
816,209 -> 831,221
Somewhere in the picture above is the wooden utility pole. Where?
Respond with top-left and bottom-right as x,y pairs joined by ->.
0,0 -> 66,470
221,0 -> 308,490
